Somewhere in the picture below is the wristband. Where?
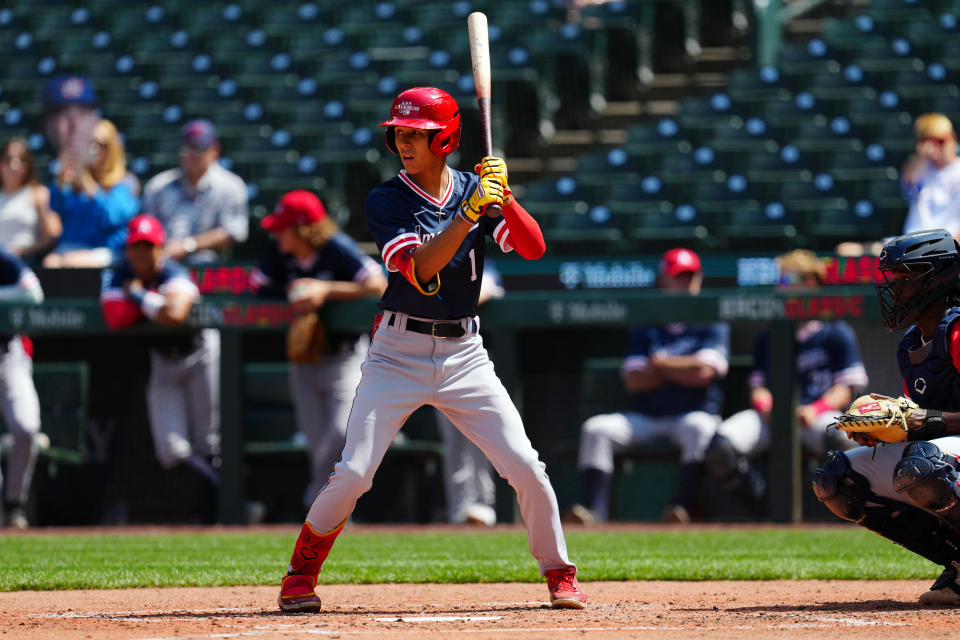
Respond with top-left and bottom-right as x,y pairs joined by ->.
182,236 -> 198,254
907,410 -> 947,442
457,210 -> 479,227
127,286 -> 146,305
811,398 -> 833,415
140,290 -> 165,320
752,396 -> 773,413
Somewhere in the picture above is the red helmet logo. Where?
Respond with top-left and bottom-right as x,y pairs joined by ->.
380,87 -> 461,157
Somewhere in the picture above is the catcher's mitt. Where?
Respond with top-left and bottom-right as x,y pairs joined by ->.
286,312 -> 329,364
832,394 -> 919,443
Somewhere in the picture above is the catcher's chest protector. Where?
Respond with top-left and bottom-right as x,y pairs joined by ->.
897,308 -> 960,410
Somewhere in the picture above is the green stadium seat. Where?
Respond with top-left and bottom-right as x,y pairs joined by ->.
624,118 -> 692,155
542,205 -> 626,255
778,38 -> 840,76
875,118 -> 919,152
678,93 -> 741,138
628,204 -> 714,251
717,202 -> 803,251
781,173 -> 848,212
788,116 -> 863,153
726,66 -> 791,103
707,117 -> 780,154
574,148 -> 642,187
604,177 -> 674,215
807,200 -> 886,249
808,65 -> 876,101
760,92 -> 827,134
867,178 -> 908,215
829,145 -> 901,182
257,2 -> 323,38
691,174 -> 761,215
849,39 -> 924,72
904,12 -> 959,58
846,91 -> 915,127
659,147 -> 726,185
744,146 -> 814,184
821,16 -> 887,52
891,65 -> 960,100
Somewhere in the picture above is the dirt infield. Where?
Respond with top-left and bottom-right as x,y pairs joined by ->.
2,579 -> 958,639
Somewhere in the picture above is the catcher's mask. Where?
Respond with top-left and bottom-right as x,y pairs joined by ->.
380,86 -> 461,158
876,229 -> 960,331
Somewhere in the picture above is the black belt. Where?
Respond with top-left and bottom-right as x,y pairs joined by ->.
387,314 -> 470,338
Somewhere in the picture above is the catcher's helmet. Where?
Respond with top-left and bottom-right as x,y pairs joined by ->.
876,229 -> 960,331
380,87 -> 461,158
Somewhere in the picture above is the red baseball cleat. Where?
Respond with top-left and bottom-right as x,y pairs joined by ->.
546,567 -> 588,609
277,573 -> 323,613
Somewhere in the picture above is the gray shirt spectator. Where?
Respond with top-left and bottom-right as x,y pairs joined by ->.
141,119 -> 249,265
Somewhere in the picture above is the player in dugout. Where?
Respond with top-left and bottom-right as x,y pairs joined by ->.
276,86 -> 588,611
100,214 -> 220,523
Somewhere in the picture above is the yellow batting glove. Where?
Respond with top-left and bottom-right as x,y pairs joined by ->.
476,156 -> 511,204
459,174 -> 504,223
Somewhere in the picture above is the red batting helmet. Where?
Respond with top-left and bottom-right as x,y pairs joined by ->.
380,87 -> 461,157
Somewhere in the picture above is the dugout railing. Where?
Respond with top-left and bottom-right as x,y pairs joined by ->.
0,282 -> 885,524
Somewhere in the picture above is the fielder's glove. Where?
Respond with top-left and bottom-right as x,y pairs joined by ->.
460,173 -> 504,223
286,312 -> 329,364
832,394 -> 944,443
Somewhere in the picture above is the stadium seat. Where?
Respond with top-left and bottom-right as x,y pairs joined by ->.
808,65 -> 876,101
575,148 -> 643,187
542,205 -> 626,256
781,172 -> 848,212
628,204 -> 714,251
707,116 -> 780,154
760,92 -> 828,135
604,176 -> 675,215
846,90 -> 915,128
691,174 -> 761,216
624,118 -> 692,155
659,146 -> 726,185
789,116 -> 863,153
875,118 -> 919,152
891,64 -> 960,100
828,144 -> 901,183
744,145 -> 814,184
821,16 -> 887,53
726,66 -> 791,103
519,176 -> 595,216
849,38 -> 924,72
807,200 -> 887,249
904,12 -> 959,58
778,38 -> 840,76
718,202 -> 804,251
678,93 -> 741,138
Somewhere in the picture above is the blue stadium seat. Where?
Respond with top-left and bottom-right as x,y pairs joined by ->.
807,199 -> 887,248
718,201 -> 804,251
821,16 -> 887,53
789,116 -> 862,153
760,92 -> 828,134
575,148 -> 643,187
726,66 -> 791,102
808,64 -> 876,101
604,176 -> 675,215
678,92 -> 741,137
519,176 -> 595,216
691,174 -> 762,215
846,90 -> 915,127
543,205 -> 626,255
628,203 -> 714,251
849,38 -> 924,72
892,63 -> 960,100
829,144 -> 902,182
778,38 -> 840,76
707,116 -> 780,154
659,146 -> 726,185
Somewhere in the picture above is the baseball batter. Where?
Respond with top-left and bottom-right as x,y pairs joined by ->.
813,229 -> 960,605
251,189 -> 387,509
101,214 -> 220,523
0,250 -> 43,529
277,86 -> 587,611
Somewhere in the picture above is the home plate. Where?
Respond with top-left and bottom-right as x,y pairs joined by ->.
373,616 -> 502,623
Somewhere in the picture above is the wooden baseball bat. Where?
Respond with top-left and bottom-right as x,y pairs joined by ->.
467,11 -> 501,216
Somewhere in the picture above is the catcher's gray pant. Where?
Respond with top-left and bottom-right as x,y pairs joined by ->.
847,437 -> 960,502
0,336 -> 40,506
305,311 -> 574,574
146,329 -> 220,468
437,409 -> 497,524
716,409 -> 853,459
290,337 -> 366,508
578,410 -> 719,472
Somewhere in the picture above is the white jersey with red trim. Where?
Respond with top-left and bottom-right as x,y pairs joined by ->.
365,167 -> 511,319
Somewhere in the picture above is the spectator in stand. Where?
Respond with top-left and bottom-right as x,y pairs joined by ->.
0,138 -> 61,263
141,119 -> 248,265
42,75 -> 99,178
43,118 -> 139,268
901,113 -> 960,242
566,248 -> 729,525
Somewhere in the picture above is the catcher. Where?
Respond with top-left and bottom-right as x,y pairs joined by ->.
813,229 -> 960,605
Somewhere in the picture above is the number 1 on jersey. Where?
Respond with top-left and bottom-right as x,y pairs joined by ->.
468,248 -> 478,281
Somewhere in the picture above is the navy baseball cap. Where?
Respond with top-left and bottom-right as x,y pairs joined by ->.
43,75 -> 97,109
180,119 -> 218,149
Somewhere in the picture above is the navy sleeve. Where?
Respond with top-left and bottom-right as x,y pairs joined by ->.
0,250 -> 27,286
253,240 -> 288,298
827,322 -> 865,373
365,189 -> 420,269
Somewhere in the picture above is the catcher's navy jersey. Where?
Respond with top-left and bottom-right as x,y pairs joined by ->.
897,307 -> 960,411
365,168 -> 511,319
623,323 -> 729,416
751,320 -> 868,404
250,232 -> 383,298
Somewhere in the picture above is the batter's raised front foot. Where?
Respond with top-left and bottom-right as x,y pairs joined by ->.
278,574 -> 323,612
546,568 -> 588,609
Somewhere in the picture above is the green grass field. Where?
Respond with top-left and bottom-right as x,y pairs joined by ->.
0,527 -> 940,591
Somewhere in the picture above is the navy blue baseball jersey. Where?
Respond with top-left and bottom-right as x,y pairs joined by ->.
101,258 -> 199,302
623,323 -> 730,416
250,232 -> 383,298
365,169 -> 512,319
750,320 -> 868,404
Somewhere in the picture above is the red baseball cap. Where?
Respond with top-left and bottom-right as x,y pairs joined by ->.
126,214 -> 166,246
261,190 -> 327,233
660,248 -> 702,276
